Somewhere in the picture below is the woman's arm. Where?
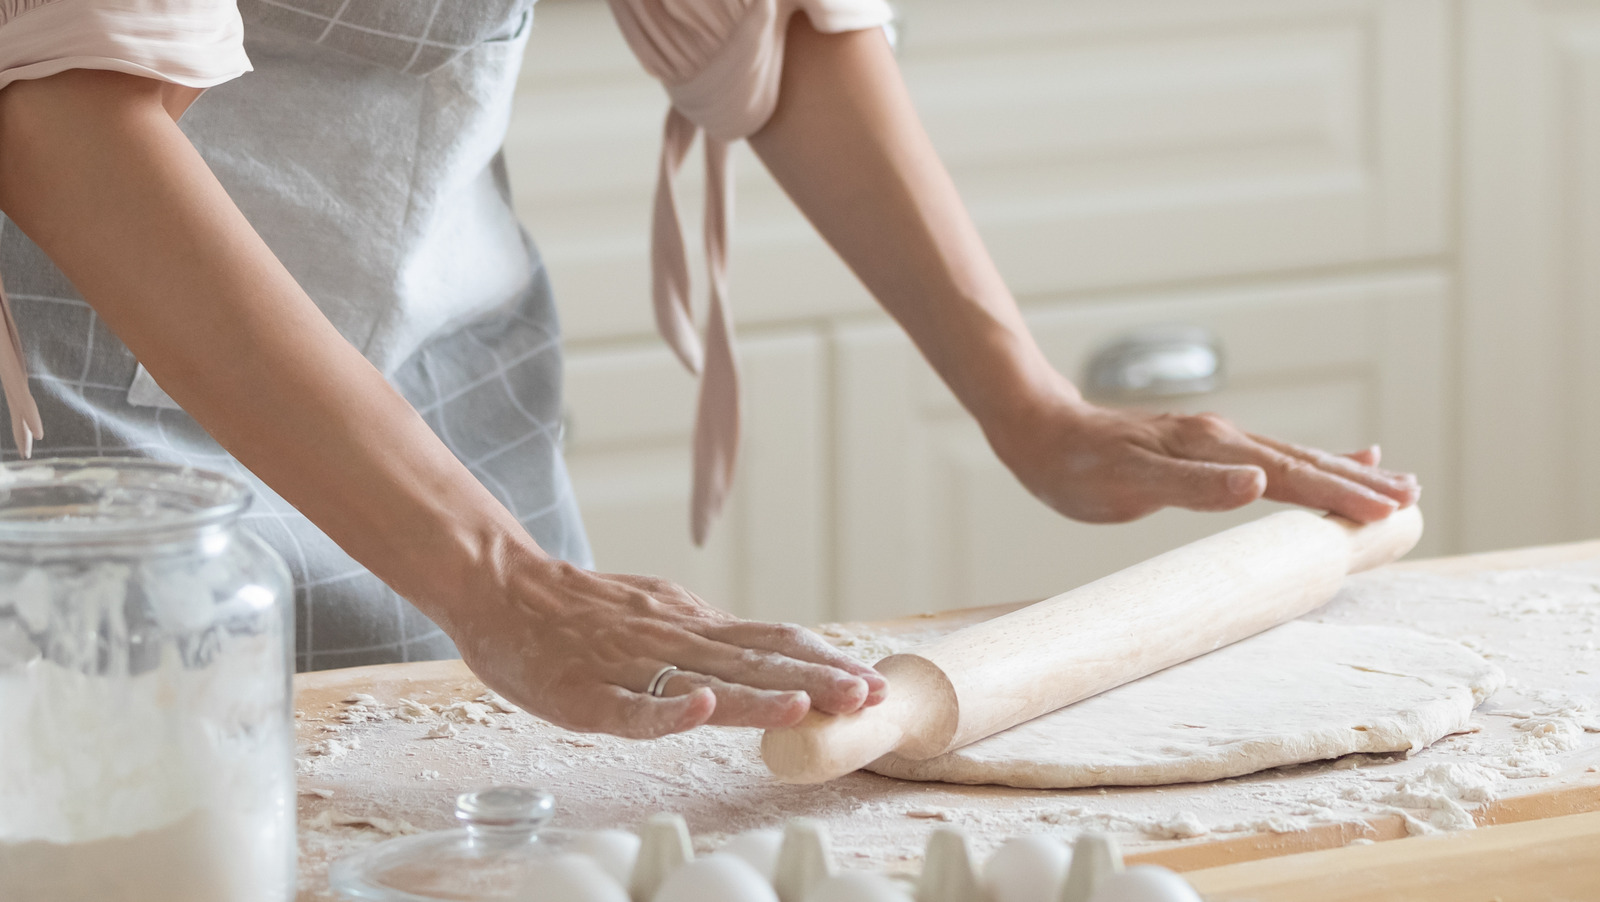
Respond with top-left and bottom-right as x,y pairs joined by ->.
0,69 -> 885,735
748,19 -> 1419,524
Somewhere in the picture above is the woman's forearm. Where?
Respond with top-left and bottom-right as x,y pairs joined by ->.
748,21 -> 1064,436
0,70 -> 532,628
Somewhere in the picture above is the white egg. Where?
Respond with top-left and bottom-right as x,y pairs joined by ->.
802,872 -> 914,902
719,829 -> 784,883
568,829 -> 641,887
651,853 -> 778,902
528,853 -> 630,902
1086,866 -> 1202,902
983,835 -> 1071,902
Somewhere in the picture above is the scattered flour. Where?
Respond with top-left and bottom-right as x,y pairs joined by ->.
1144,813 -> 1209,840
305,809 -> 421,837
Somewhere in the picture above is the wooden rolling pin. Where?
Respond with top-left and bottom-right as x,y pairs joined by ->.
762,506 -> 1424,783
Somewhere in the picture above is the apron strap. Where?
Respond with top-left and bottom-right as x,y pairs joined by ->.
0,270 -> 42,458
650,108 -> 741,546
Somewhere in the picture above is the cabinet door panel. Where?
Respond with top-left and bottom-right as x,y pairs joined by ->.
562,333 -> 828,623
1461,1 -> 1600,549
836,274 -> 1448,621
506,0 -> 1449,341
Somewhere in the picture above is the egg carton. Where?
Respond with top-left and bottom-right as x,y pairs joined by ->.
562,813 -> 1202,902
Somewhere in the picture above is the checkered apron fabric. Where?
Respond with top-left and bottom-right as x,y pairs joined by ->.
235,0 -> 529,75
0,0 -> 593,671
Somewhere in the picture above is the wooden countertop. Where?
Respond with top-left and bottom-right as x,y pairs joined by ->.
292,538 -> 1600,900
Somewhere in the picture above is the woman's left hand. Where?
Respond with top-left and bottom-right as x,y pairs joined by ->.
986,385 -> 1421,526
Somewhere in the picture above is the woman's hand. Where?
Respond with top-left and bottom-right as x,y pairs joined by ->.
751,23 -> 1419,529
451,556 -> 888,740
985,380 -> 1420,525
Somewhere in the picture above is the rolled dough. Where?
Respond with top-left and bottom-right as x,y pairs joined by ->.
866,621 -> 1504,789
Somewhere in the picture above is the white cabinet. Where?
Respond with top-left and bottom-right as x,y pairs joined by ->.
836,274 -> 1450,620
1459,0 -> 1600,551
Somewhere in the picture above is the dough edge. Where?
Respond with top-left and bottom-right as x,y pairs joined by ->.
865,623 -> 1506,790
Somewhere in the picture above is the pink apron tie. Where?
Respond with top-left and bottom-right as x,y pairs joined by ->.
652,108 -> 740,547
0,271 -> 42,458
606,0 -> 892,543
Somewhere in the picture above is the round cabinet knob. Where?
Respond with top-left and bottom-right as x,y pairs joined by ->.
1083,325 -> 1223,402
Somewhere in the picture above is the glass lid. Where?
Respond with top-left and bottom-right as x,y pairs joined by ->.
330,786 -> 613,902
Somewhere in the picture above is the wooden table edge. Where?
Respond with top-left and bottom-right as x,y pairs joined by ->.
1181,809 -> 1600,900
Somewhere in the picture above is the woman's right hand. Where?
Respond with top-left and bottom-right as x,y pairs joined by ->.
451,555 -> 889,739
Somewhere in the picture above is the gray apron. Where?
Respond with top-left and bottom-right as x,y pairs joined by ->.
0,0 -> 592,671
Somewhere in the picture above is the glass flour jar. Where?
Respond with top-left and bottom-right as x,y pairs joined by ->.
0,459 -> 295,902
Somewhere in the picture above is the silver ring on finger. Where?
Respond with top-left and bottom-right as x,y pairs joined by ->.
645,665 -> 679,698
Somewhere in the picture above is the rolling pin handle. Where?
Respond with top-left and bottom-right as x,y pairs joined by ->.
1338,505 -> 1424,574
761,653 -> 957,784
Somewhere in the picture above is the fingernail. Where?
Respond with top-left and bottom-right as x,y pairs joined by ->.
1227,469 -> 1262,495
835,675 -> 868,703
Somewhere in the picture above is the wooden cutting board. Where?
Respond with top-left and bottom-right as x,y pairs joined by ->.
1184,809 -> 1600,901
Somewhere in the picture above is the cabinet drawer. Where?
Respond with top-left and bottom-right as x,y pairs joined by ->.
901,0 -> 1449,298
834,272 -> 1449,621
507,0 -> 1449,341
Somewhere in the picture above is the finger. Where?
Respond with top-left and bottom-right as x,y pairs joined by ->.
1247,434 -> 1419,506
702,620 -> 890,706
1120,448 -> 1266,514
1344,445 -> 1381,467
1245,450 -> 1401,523
1252,434 -> 1414,493
658,670 -> 811,729
618,579 -> 882,706
580,685 -> 716,740
1164,420 -> 1402,522
592,580 -> 877,714
661,631 -> 873,716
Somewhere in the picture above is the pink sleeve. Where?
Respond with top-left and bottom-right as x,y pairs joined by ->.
0,0 -> 250,94
606,0 -> 892,545
608,0 -> 893,141
0,0 -> 251,459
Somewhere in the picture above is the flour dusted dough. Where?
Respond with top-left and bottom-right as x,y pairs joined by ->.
867,621 -> 1504,789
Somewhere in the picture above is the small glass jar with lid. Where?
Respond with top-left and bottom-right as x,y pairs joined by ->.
331,786 -> 629,902
0,458 -> 295,902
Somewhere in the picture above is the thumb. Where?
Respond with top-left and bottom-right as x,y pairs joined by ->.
1142,456 -> 1265,512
